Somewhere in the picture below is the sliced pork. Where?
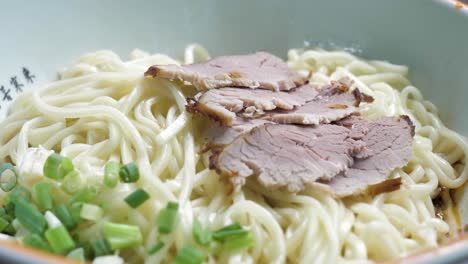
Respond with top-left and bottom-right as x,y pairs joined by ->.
210,124 -> 370,192
187,85 -> 318,126
145,52 -> 307,91
319,115 -> 415,197
209,115 -> 414,196
187,78 -> 373,126
266,78 -> 373,125
204,117 -> 272,147
147,50 -> 414,197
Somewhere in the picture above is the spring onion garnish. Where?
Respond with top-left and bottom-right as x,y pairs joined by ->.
192,220 -> 212,247
52,204 -> 76,230
0,163 -> 17,192
9,186 -> 32,203
157,202 -> 179,234
23,234 -> 52,252
91,239 -> 112,257
32,182 -> 53,211
11,218 -> 22,230
3,224 -> 15,235
211,222 -> 254,250
43,154 -> 74,181
0,217 -> 9,232
212,222 -> 248,242
0,207 -> 14,235
0,209 -> 12,226
2,195 -> 11,205
119,162 -> 140,183
103,222 -> 142,250
70,186 -> 98,204
174,246 -> 205,264
124,188 -> 150,208
4,203 -> 15,221
61,170 -> 83,194
222,232 -> 254,250
104,161 -> 120,188
80,203 -> 103,221
44,211 -> 62,228
45,225 -> 76,254
67,247 -> 85,261
148,241 -> 165,255
70,202 -> 83,223
0,207 -> 7,218
14,198 -> 47,234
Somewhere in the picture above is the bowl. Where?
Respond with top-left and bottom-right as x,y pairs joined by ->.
0,0 -> 467,263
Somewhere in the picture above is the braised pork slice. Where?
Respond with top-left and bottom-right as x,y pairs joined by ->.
187,85 -> 318,126
187,78 -> 373,126
204,117 -> 273,147
210,124 -> 370,192
145,52 -> 307,91
266,78 -> 373,125
321,115 -> 415,197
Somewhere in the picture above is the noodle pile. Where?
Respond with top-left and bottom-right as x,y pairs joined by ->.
0,44 -> 466,264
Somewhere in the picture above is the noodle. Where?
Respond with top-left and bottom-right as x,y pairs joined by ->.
0,46 -> 466,264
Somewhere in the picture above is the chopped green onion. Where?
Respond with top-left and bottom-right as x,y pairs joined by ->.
52,204 -> 76,230
0,217 -> 9,232
0,209 -> 14,235
192,220 -> 212,247
212,222 -> 248,242
2,194 -> 11,205
70,186 -> 98,204
11,218 -> 22,230
32,182 -> 53,211
0,209 -> 12,222
211,222 -> 254,250
80,203 -> 103,221
174,246 -> 205,264
67,247 -> 85,261
44,211 -> 62,228
148,241 -> 165,255
0,208 -> 14,235
70,202 -> 83,223
4,202 -> 15,220
119,163 -> 140,183
61,170 -> 83,194
15,198 -> 47,234
104,161 -> 120,188
157,202 -> 179,234
45,225 -> 76,254
167,202 -> 178,210
43,154 -> 74,181
124,188 -> 150,208
222,232 -> 254,250
23,234 -> 52,252
3,224 -> 15,235
99,201 -> 110,210
0,212 -> 12,224
91,239 -> 112,257
103,222 -> 142,250
9,186 -> 31,203
214,222 -> 241,232
0,163 -> 17,192
81,243 -> 93,259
